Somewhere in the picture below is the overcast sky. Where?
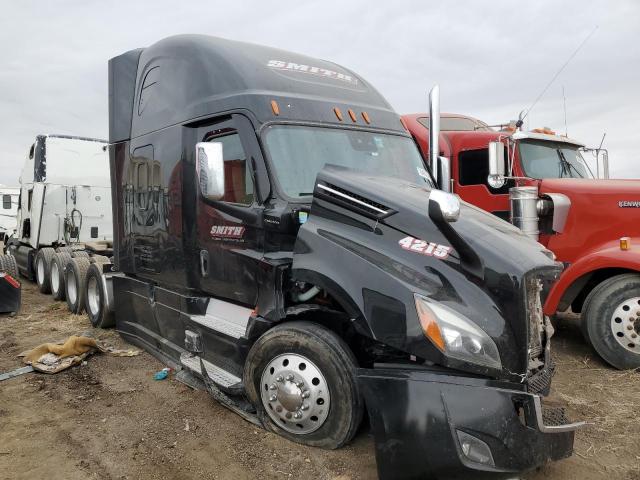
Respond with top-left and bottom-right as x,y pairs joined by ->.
0,0 -> 638,185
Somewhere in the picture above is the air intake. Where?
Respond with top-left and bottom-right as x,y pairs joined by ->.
316,183 -> 394,219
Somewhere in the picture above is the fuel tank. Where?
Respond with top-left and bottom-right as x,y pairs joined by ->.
293,166 -> 560,380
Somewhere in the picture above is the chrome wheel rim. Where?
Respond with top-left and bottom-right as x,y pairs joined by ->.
67,273 -> 77,305
37,257 -> 45,285
611,297 -> 640,353
87,276 -> 100,315
260,353 -> 330,434
51,262 -> 59,293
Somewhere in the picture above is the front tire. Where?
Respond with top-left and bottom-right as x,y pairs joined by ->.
64,257 -> 91,314
582,273 -> 640,369
244,321 -> 363,449
35,247 -> 55,293
84,263 -> 114,328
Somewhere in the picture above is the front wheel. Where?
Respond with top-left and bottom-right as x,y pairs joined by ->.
244,321 -> 363,449
582,273 -> 640,369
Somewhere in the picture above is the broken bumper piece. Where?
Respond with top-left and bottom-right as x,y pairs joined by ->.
358,366 -> 582,480
0,272 -> 21,314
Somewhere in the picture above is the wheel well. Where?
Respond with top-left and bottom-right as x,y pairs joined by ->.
566,268 -> 639,313
280,297 -> 408,369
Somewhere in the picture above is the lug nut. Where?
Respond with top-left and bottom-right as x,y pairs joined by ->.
296,381 -> 304,388
632,333 -> 638,339
269,384 -> 277,390
293,412 -> 302,419
301,391 -> 310,399
628,325 -> 634,330
276,375 -> 284,383
285,374 -> 294,381
301,404 -> 309,411
269,394 -> 277,402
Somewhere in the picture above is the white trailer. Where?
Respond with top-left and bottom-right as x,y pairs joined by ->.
0,185 -> 19,243
4,135 -> 113,301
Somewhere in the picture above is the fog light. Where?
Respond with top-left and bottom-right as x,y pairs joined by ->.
456,430 -> 495,466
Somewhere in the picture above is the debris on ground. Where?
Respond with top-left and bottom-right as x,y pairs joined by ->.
153,367 -> 171,380
19,334 -> 140,374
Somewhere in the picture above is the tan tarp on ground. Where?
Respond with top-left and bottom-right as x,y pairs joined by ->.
20,335 -> 140,374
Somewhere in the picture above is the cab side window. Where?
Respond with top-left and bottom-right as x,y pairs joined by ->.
207,132 -> 254,205
458,149 -> 512,194
2,195 -> 11,209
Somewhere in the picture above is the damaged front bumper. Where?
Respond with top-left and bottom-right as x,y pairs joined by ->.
0,272 -> 21,314
358,365 -> 582,480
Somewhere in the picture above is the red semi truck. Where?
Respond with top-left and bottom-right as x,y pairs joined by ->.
403,87 -> 640,369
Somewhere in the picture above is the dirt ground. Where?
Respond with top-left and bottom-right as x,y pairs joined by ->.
1,282 -> 639,480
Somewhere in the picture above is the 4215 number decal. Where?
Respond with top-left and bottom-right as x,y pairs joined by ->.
398,236 -> 452,260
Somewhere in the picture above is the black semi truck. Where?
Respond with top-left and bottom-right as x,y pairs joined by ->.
105,35 -> 581,479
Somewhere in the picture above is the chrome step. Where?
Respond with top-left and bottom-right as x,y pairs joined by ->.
180,353 -> 241,388
190,297 -> 252,339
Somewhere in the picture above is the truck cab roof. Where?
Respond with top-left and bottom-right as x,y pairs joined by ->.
109,35 -> 404,143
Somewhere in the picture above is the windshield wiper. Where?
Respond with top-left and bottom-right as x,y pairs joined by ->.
557,150 -> 584,178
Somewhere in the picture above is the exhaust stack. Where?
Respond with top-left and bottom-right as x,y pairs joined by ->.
429,85 -> 440,184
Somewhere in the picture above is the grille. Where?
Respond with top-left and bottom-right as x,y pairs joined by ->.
528,363 -> 555,395
525,276 -> 545,360
542,404 -> 570,427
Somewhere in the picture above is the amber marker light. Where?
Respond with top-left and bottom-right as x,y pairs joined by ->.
270,100 -> 280,116
361,111 -> 371,124
333,107 -> 343,121
348,109 -> 357,122
415,296 -> 445,352
620,237 -> 631,251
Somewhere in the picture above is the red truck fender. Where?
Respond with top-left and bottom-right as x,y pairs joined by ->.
544,238 -> 640,315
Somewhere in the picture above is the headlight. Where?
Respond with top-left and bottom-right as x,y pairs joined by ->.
414,294 -> 501,370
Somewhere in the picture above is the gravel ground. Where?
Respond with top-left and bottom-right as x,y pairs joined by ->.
0,281 -> 639,480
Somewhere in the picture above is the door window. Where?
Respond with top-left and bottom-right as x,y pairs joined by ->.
207,132 -> 254,205
458,149 -> 512,194
2,195 -> 11,209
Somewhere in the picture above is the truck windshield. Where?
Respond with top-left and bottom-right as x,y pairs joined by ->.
263,125 -> 433,197
519,141 -> 592,179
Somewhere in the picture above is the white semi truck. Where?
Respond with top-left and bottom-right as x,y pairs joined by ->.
3,135 -> 114,314
0,185 -> 19,243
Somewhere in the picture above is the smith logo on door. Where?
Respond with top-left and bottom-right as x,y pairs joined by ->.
210,225 -> 245,239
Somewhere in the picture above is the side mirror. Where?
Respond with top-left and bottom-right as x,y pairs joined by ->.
429,189 -> 460,223
196,142 -> 225,201
487,141 -> 506,188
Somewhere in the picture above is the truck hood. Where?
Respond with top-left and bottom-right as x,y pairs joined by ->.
540,177 -> 640,200
538,178 -> 640,261
292,166 -> 560,379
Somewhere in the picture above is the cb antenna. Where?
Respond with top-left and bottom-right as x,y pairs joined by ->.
562,85 -> 568,136
516,25 -> 598,129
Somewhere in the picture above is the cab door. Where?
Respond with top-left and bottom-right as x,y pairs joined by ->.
193,114 -> 264,306
454,148 -> 513,221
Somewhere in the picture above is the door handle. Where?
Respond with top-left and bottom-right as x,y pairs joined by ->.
200,250 -> 209,278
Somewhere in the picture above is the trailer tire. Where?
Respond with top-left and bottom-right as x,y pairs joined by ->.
244,321 -> 363,449
50,252 -> 72,301
89,255 -> 110,264
582,273 -> 640,370
71,250 -> 90,258
84,264 -> 114,328
0,254 -> 18,279
64,257 -> 91,314
35,247 -> 56,294
56,246 -> 75,254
